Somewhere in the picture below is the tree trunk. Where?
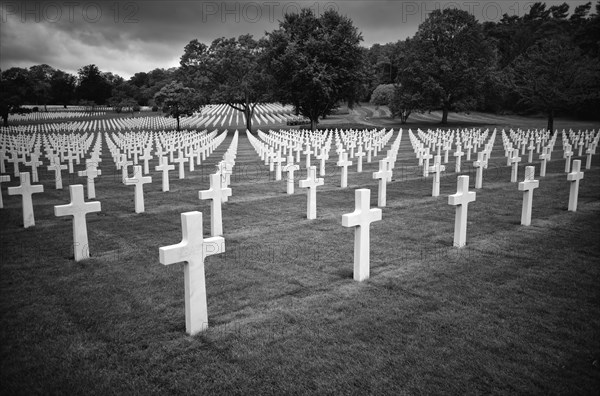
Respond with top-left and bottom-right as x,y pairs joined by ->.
176,115 -> 180,131
2,113 -> 8,127
441,106 -> 449,124
547,109 -> 554,133
245,107 -> 252,133
310,118 -> 317,131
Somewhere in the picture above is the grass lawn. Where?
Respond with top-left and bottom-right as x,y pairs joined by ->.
1,116 -> 599,394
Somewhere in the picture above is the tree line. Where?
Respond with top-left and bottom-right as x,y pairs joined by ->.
2,1 -> 599,131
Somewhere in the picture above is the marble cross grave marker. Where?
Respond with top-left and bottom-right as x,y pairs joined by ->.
0,175 -> 10,209
299,166 -> 324,220
510,150 -> 521,183
155,157 -> 175,192
198,173 -> 231,236
78,159 -> 102,199
48,156 -> 67,189
429,155 -> 445,197
283,155 -> 300,194
372,158 -> 392,207
448,175 -> 476,248
567,159 -> 584,212
473,151 -> 485,189
8,172 -> 44,228
124,165 -> 152,213
159,211 -> 225,335
54,184 -> 101,261
337,152 -> 352,188
342,189 -> 382,281
518,166 -> 539,226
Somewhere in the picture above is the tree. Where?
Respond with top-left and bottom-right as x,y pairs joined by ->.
76,64 -> 112,104
0,68 -> 32,126
388,85 -> 424,124
265,8 -> 365,130
29,64 -> 55,111
370,84 -> 395,107
180,34 -> 271,133
154,82 -> 202,131
50,69 -> 76,108
398,9 -> 497,123
505,38 -> 600,132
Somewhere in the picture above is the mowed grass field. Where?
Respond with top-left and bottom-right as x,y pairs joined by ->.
1,116 -> 599,394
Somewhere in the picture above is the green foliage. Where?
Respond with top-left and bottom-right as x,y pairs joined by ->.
264,8 -> 366,130
153,82 -> 202,131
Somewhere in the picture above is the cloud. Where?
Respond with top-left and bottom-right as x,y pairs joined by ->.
0,0 -> 593,78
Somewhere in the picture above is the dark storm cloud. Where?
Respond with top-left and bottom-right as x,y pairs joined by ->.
0,0 -> 592,78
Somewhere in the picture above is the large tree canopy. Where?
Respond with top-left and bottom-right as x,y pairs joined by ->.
397,9 -> 496,124
264,8 -> 366,130
76,64 -> 112,105
180,34 -> 271,133
154,82 -> 202,131
0,68 -> 32,126
505,37 -> 600,132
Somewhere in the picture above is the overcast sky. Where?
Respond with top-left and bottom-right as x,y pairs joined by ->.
0,0 -> 592,79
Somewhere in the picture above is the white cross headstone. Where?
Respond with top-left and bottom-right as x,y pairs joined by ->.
199,173 -> 231,236
567,160 -> 584,212
304,145 -> 313,169
585,147 -> 594,170
0,175 -> 10,208
539,147 -> 549,177
155,157 -> 175,192
48,157 -> 67,189
299,166 -> 324,220
78,159 -> 102,199
448,175 -> 476,248
355,145 -> 365,173
54,184 -> 101,261
510,150 -> 521,183
8,172 -> 44,228
372,159 -> 392,207
174,150 -> 189,179
473,151 -> 484,189
272,152 -> 285,181
283,155 -> 300,195
428,155 -> 445,197
140,148 -> 153,175
25,153 -> 43,183
337,152 -> 352,188
159,211 -> 225,335
342,189 -> 382,281
518,166 -> 539,226
422,148 -> 433,177
454,144 -> 464,173
563,144 -> 573,173
124,165 -> 152,213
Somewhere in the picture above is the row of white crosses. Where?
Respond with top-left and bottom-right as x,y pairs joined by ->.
408,128 -> 497,191
1,131 -> 94,186
561,129 -> 598,172
409,128 -> 488,178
